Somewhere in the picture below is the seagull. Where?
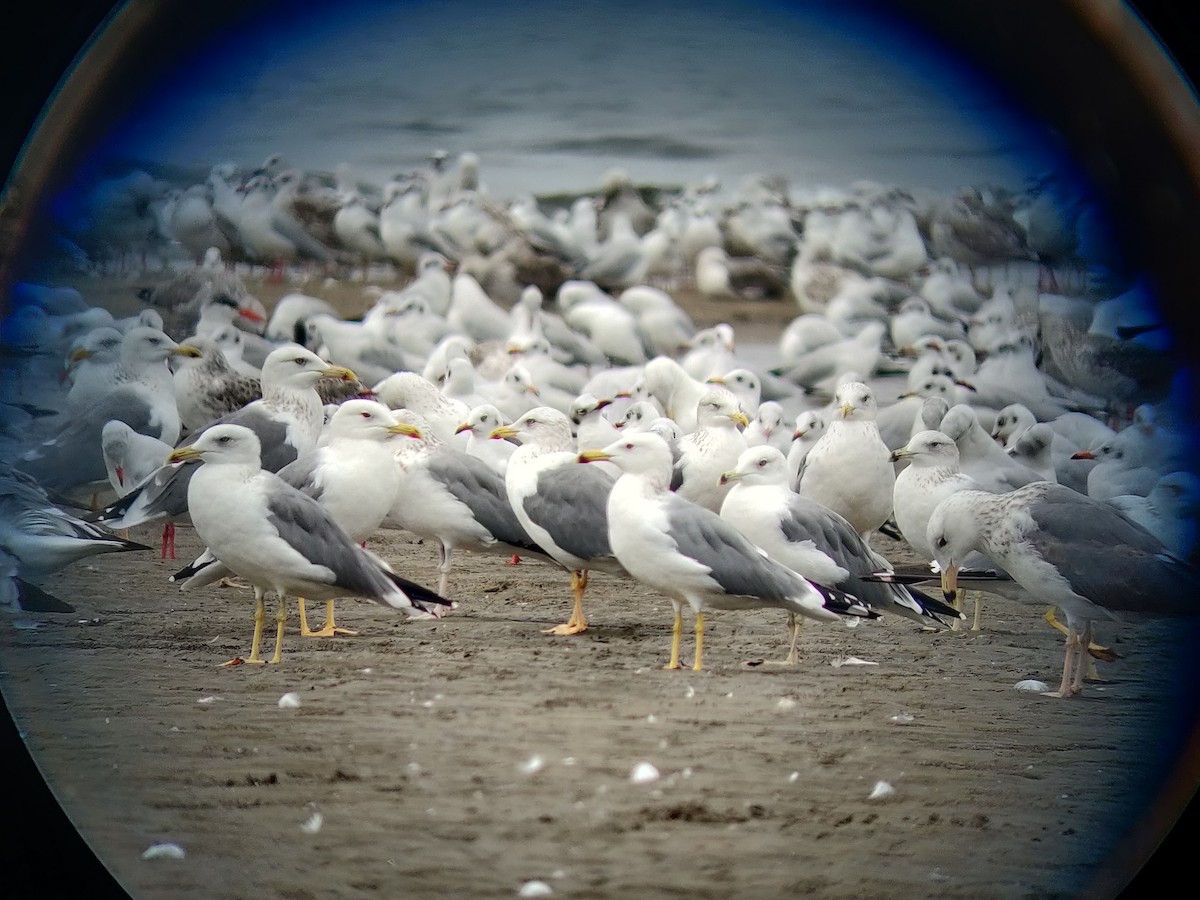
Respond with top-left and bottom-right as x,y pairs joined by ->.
15,327 -> 198,494
1107,471 -> 1200,561
100,420 -> 173,499
454,404 -> 515,476
167,425 -> 451,666
385,410 -> 552,597
489,407 -> 625,635
579,433 -> 875,670
171,334 -> 261,434
786,409 -> 826,490
720,445 -> 960,661
929,482 -> 1200,698
797,381 -> 895,542
671,386 -> 749,512
937,404 -> 1042,493
99,346 -> 356,557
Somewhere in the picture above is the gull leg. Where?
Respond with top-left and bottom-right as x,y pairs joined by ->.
664,603 -> 683,670
269,594 -> 287,665
1044,607 -> 1114,672
437,544 -> 452,598
299,597 -> 357,637
542,569 -> 589,635
223,588 -> 268,666
1045,621 -> 1081,699
1071,621 -> 1093,696
692,610 -> 706,672
764,612 -> 801,666
971,592 -> 983,633
949,589 -> 962,632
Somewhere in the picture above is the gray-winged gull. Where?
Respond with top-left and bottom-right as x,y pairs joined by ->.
100,345 -> 356,557
385,410 -> 553,596
719,445 -> 959,663
928,482 -> 1199,697
167,424 -> 450,666
490,407 -> 625,635
580,433 -> 875,670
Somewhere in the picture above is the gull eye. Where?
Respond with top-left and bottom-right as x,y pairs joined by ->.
935,536 -> 948,549
294,357 -> 307,365
625,442 -> 634,450
757,458 -> 768,468
217,434 -> 232,445
360,411 -> 371,419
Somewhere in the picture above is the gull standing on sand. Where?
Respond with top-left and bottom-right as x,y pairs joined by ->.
490,407 -> 625,635
168,425 -> 451,666
720,446 -> 959,663
928,482 -> 1199,697
579,433 -> 875,671
797,381 -> 895,542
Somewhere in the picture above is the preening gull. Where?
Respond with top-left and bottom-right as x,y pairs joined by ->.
928,482 -> 1200,697
580,433 -> 875,670
101,421 -> 173,498
167,425 -> 451,666
490,407 -> 625,635
719,446 -> 960,663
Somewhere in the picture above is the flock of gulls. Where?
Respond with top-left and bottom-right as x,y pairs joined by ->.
2,149 -> 1198,697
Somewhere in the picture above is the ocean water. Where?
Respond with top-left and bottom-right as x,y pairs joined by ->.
81,0 -> 1062,200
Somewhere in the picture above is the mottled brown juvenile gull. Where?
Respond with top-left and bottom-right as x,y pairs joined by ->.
580,433 -> 875,671
928,482 -> 1199,698
171,334 -> 261,434
168,424 -> 450,666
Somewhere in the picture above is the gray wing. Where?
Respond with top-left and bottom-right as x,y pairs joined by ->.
428,451 -> 542,551
19,386 -> 159,490
664,495 -> 801,601
99,460 -> 196,527
522,464 -> 615,561
275,449 -> 326,503
1028,485 -> 1200,615
780,495 -> 873,578
263,483 -> 395,599
186,402 -> 296,472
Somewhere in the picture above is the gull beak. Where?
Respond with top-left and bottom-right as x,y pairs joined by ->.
454,422 -> 472,434
172,344 -> 203,358
955,379 -> 977,392
730,411 -> 750,428
321,365 -> 358,383
68,347 -> 92,363
614,390 -> 632,399
706,376 -> 727,385
940,561 -> 960,605
114,465 -> 125,487
718,468 -> 740,485
1071,449 -> 1096,460
889,447 -> 912,463
840,403 -> 854,419
238,307 -> 265,323
387,423 -> 422,438
488,425 -> 519,441
525,383 -> 541,397
595,397 -> 613,410
897,390 -> 918,399
167,446 -> 203,464
577,449 -> 613,464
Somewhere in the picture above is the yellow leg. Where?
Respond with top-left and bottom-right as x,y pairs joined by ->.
269,594 -> 286,665
664,605 -> 683,670
692,611 -> 706,671
224,589 -> 268,666
949,590 -> 962,632
299,597 -> 358,637
542,569 -> 590,635
1044,607 -> 1115,668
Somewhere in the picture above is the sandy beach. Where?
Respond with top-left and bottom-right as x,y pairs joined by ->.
3,271 -> 1198,898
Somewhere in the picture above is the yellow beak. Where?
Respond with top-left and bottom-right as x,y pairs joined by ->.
488,425 -> 519,440
387,423 -> 422,438
578,449 -> 613,463
454,421 -> 472,434
167,446 -> 203,464
68,347 -> 93,363
940,562 -> 960,605
172,345 -> 203,358
321,365 -> 358,382
731,411 -> 750,428
840,403 -> 854,419
889,447 -> 913,463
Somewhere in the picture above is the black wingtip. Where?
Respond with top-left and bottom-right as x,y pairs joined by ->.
17,579 -> 75,613
385,570 -> 454,609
